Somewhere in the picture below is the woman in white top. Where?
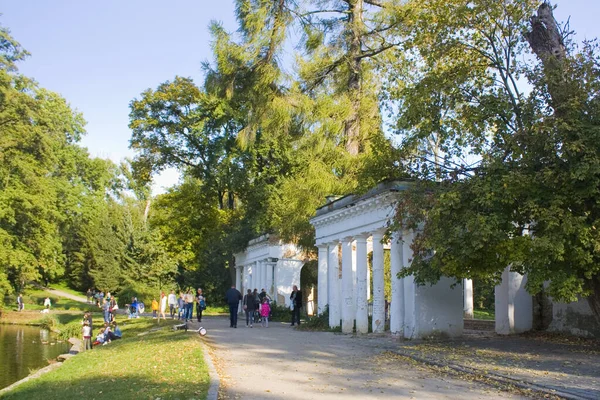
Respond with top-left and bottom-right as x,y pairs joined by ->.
159,291 -> 168,321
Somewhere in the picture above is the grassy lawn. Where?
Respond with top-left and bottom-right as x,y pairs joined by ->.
3,288 -> 95,313
473,309 -> 495,320
0,317 -> 210,400
47,282 -> 86,298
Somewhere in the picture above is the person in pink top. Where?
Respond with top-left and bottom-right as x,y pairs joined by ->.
260,297 -> 271,328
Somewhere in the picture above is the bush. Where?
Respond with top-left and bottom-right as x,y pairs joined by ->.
269,303 -> 292,322
296,306 -> 341,332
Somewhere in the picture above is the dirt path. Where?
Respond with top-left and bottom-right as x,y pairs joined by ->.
203,316 -> 530,400
42,287 -> 88,303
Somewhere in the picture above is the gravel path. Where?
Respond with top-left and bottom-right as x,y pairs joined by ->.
202,316 -> 529,400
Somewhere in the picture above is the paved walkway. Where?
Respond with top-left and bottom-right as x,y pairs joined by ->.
393,332 -> 600,400
202,316 -> 530,400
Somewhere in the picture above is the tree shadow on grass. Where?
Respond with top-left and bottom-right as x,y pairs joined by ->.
0,374 -> 210,400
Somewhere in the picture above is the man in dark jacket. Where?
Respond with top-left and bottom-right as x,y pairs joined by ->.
225,285 -> 242,328
290,285 -> 302,326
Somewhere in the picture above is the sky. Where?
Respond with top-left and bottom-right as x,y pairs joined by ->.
1,0 -> 599,194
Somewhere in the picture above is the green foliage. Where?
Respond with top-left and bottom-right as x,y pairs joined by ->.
389,1 -> 600,321
296,306 -> 337,331
268,303 -> 293,322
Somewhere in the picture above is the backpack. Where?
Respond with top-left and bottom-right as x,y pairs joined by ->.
200,299 -> 206,310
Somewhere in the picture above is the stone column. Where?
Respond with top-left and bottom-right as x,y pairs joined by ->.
464,278 -> 474,319
390,231 -> 405,336
235,266 -> 241,292
355,235 -> 369,334
495,267 -> 533,335
328,240 -> 341,327
341,237 -> 354,334
317,245 -> 329,314
252,261 -> 259,291
403,230 -> 416,339
371,231 -> 385,333
266,261 -> 274,298
261,260 -> 268,291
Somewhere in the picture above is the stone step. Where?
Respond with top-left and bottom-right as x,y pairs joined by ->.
464,319 -> 495,331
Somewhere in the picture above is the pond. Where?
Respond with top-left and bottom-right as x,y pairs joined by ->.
0,324 -> 71,390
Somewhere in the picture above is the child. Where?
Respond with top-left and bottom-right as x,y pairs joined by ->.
82,320 -> 92,351
151,298 -> 159,319
93,328 -> 106,346
260,297 -> 271,328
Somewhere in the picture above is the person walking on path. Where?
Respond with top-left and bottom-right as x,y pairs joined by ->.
184,290 -> 194,321
225,285 -> 242,328
260,297 -> 270,327
196,288 -> 206,323
43,296 -> 51,309
159,291 -> 167,321
102,298 -> 111,323
243,289 -> 256,328
151,298 -> 159,319
177,292 -> 185,320
17,293 -> 24,311
168,290 -> 177,319
290,285 -> 302,326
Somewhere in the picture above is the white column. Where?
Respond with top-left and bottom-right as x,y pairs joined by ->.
464,278 -> 474,319
403,230 -> 416,338
236,265 -> 243,314
243,264 -> 250,294
252,261 -> 259,291
390,231 -> 405,336
355,235 -> 369,334
266,261 -> 274,298
352,242 -> 357,317
371,231 -> 385,333
341,237 -> 354,334
328,241 -> 341,327
235,266 -> 241,292
367,260 -> 371,300
317,245 -> 329,314
495,267 -> 533,335
261,260 -> 268,291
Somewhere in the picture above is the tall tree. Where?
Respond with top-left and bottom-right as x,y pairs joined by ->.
389,1 -> 600,323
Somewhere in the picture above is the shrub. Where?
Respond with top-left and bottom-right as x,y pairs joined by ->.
269,303 -> 292,322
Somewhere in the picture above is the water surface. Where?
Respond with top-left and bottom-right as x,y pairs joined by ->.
0,324 -> 70,390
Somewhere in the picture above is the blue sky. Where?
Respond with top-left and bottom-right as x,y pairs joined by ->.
1,1 -> 599,193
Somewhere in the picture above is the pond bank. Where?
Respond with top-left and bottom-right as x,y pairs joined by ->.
0,324 -> 71,391
0,317 -> 211,400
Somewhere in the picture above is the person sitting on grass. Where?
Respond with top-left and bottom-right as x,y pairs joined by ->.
93,328 -> 106,346
111,321 -> 122,339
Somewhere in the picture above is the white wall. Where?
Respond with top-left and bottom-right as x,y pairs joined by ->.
495,267 -> 533,335
548,298 -> 600,338
275,259 -> 303,307
404,276 -> 463,338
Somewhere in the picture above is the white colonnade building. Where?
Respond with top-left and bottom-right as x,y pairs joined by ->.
310,181 -> 464,339
233,234 -> 305,312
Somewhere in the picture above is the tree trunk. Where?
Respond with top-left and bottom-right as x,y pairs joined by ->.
586,275 -> 600,323
526,3 -> 600,324
525,3 -> 568,107
344,0 -> 364,156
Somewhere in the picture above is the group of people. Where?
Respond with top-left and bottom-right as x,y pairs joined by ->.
225,285 -> 302,328
81,311 -> 122,351
174,289 -> 206,322
127,289 -> 207,323
242,288 -> 272,328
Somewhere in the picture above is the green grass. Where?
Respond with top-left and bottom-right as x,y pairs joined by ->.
47,282 -> 86,298
202,305 -> 228,315
473,309 -> 495,320
0,317 -> 210,400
